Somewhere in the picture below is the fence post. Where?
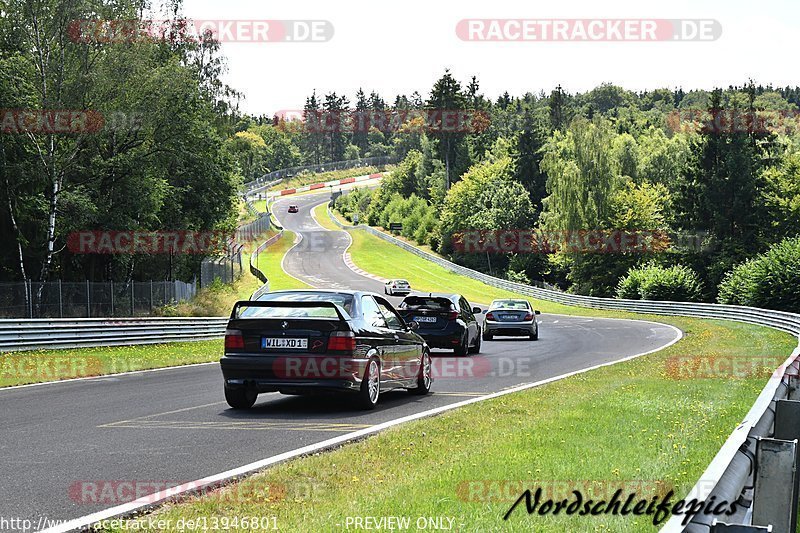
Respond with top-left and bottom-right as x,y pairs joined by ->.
130,280 -> 135,316
86,280 -> 90,318
110,280 -> 114,317
28,279 -> 33,318
752,437 -> 798,532
58,279 -> 63,318
150,280 -> 153,312
774,399 -> 800,533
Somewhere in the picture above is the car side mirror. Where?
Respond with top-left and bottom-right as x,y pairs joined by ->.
472,307 -> 482,314
535,310 -> 541,315
406,321 -> 419,331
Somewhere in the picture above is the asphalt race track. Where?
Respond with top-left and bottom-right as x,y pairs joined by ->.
0,190 -> 681,527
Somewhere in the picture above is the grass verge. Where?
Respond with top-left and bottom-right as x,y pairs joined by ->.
0,339 -> 222,388
311,201 -> 341,231
100,317 -> 794,532
255,230 -> 311,291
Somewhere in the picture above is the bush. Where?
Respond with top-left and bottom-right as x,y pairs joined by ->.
617,263 -> 703,302
506,270 -> 531,285
616,267 -> 647,300
717,237 -> 800,311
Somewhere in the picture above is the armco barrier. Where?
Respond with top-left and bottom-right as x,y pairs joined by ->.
242,155 -> 397,196
327,204 -> 800,532
0,317 -> 228,352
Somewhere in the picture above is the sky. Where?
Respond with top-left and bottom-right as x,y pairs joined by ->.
176,0 -> 799,115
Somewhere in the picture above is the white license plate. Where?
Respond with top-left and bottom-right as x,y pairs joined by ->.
414,316 -> 437,323
500,315 -> 517,320
262,337 -> 308,349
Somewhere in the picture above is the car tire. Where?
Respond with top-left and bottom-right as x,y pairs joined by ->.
529,329 -> 539,341
482,330 -> 493,341
410,350 -> 432,395
469,329 -> 481,354
225,386 -> 257,410
356,358 -> 381,410
454,334 -> 469,356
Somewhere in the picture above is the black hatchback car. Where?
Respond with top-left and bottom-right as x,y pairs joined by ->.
220,290 -> 431,410
397,294 -> 482,356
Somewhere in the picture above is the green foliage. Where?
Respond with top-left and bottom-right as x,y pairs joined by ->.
506,269 -> 531,285
617,264 -> 704,302
539,117 -> 620,231
717,237 -> 800,311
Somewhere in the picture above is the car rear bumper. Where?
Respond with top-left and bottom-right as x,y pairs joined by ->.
221,354 -> 368,394
484,321 -> 536,336
416,328 -> 464,349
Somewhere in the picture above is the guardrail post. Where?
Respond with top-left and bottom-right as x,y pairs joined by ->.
86,280 -> 90,318
711,521 -> 773,531
58,279 -> 63,318
774,399 -> 800,532
788,376 -> 800,401
752,437 -> 797,533
130,280 -> 135,316
110,280 -> 114,317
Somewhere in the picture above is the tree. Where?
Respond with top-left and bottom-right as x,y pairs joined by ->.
539,117 -> 620,231
512,108 -> 547,213
427,69 -> 467,189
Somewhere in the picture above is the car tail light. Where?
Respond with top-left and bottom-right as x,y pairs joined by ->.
225,329 -> 244,350
523,313 -> 534,321
485,312 -> 495,321
447,311 -> 459,320
327,331 -> 356,352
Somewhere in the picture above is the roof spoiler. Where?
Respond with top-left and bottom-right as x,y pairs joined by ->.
230,300 -> 349,321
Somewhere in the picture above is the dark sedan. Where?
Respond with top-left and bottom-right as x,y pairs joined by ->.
220,290 -> 432,410
396,294 -> 482,356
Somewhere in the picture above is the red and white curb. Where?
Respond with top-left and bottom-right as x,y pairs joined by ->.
343,251 -> 388,283
271,172 -> 385,198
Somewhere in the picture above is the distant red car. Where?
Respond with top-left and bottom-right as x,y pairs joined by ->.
287,205 -> 299,213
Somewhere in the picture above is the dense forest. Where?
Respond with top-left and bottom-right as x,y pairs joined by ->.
2,0 -> 799,311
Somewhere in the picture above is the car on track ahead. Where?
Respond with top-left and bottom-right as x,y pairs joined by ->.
384,279 -> 411,296
482,299 -> 540,341
287,204 -> 299,213
220,289 -> 431,410
396,294 -> 482,356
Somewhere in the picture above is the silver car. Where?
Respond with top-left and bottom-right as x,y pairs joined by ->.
384,279 -> 411,296
482,299 -> 540,341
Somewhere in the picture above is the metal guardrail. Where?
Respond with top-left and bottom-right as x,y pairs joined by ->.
0,317 -> 229,352
243,156 -> 397,196
327,204 -> 800,533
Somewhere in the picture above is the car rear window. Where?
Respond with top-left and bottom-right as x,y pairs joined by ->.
490,300 -> 530,310
237,292 -> 354,318
400,296 -> 454,311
